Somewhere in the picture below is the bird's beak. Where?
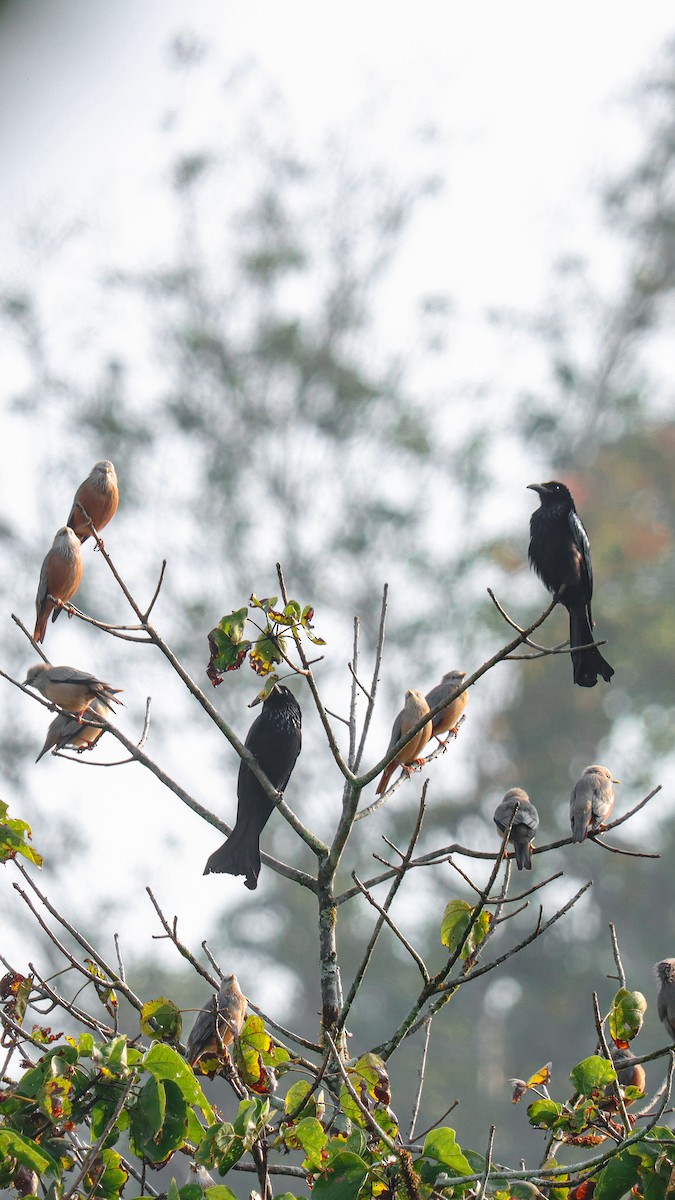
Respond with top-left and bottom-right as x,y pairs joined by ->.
612,778 -> 621,785
527,483 -> 544,494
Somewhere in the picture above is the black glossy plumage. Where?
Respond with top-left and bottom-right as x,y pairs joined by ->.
204,685 -> 302,889
527,481 -> 614,688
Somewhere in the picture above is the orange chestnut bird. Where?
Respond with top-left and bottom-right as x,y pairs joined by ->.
67,460 -> 119,543
36,697 -> 112,762
425,669 -> 468,741
656,959 -> 675,1041
33,527 -> 83,643
493,787 -> 540,870
376,689 -> 432,795
570,764 -> 620,843
608,1047 -> 646,1097
23,663 -> 123,721
186,974 -> 247,1067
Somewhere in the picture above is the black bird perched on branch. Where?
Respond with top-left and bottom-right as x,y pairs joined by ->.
527,481 -> 614,688
204,684 -> 302,889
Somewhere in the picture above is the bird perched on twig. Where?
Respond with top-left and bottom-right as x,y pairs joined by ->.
376,689 -> 432,795
67,460 -> 119,544
23,662 -> 123,722
204,685 -> 302,889
655,959 -> 675,1041
425,669 -> 468,742
493,787 -> 539,870
36,698 -> 113,762
569,764 -> 619,843
186,974 -> 247,1067
33,528 -> 83,644
527,481 -> 614,688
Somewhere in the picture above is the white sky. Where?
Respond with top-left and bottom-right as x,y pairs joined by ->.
1,0 -> 674,1001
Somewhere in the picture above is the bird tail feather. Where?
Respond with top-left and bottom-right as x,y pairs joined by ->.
204,824 -> 261,890
569,606 -> 614,687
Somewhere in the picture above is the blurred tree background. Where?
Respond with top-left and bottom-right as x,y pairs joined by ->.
2,3 -> 675,1178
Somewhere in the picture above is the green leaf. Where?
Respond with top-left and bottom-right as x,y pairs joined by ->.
570,1054 -> 617,1095
250,595 -> 278,613
204,1188 -> 239,1200
77,1032 -> 95,1058
94,1148 -> 129,1200
285,1079 -> 312,1117
0,1130 -> 60,1177
250,631 -> 286,675
138,1075 -> 166,1136
254,673 -> 281,702
100,1036 -> 128,1074
526,1099 -> 563,1129
440,899 -> 492,958
421,1127 -> 472,1174
313,1150 -> 368,1200
301,604 -> 326,645
0,800 -> 43,866
143,1042 -> 215,1123
131,1078 -> 188,1163
140,997 -> 182,1042
295,1117 -> 327,1169
206,610 -> 252,683
178,1187 -> 203,1200
609,988 -> 647,1042
594,1150 -> 640,1200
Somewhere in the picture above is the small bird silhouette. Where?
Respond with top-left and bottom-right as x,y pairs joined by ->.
33,528 -> 83,643
527,481 -> 614,688
186,974 -> 247,1067
23,663 -> 123,722
656,959 -> 675,1041
569,764 -> 619,843
493,787 -> 540,870
204,685 -> 302,889
425,669 -> 468,741
67,460 -> 119,544
376,689 -> 432,795
36,698 -> 113,762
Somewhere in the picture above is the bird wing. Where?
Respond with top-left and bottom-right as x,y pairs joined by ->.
520,803 -> 539,836
47,666 -> 94,686
568,509 -> 593,596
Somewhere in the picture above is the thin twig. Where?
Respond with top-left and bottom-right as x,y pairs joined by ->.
477,1126 -> 496,1200
408,1018 -> 431,1142
608,924 -> 626,988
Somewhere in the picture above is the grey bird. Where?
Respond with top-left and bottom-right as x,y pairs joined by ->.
656,959 -> 675,1041
186,974 -> 247,1067
376,689 -> 432,795
493,787 -> 540,870
36,698 -> 113,762
570,764 -> 620,843
23,662 -> 123,721
425,669 -> 468,741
